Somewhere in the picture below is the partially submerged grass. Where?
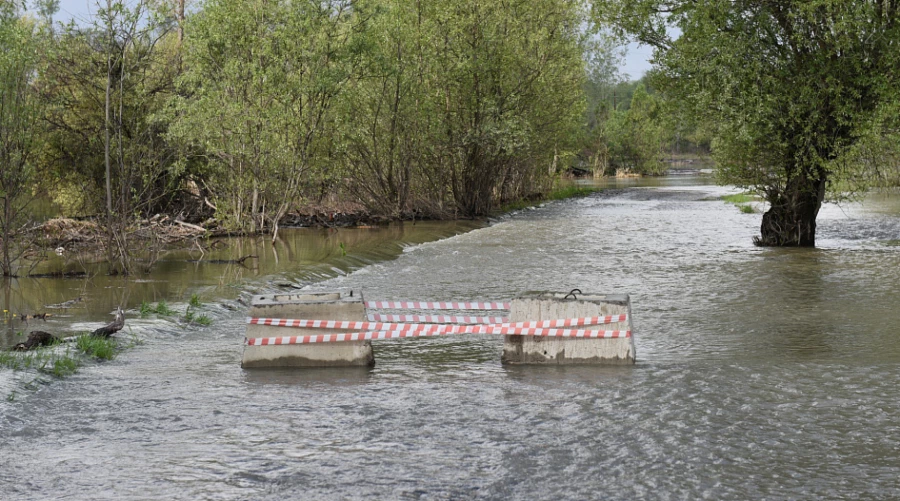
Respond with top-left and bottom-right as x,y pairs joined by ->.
0,340 -> 81,378
183,305 -> 213,327
498,185 -> 600,213
140,300 -> 175,318
722,192 -> 760,214
2,331 -> 142,402
154,300 -> 175,315
2,331 -> 134,379
721,193 -> 756,204
75,334 -> 118,360
546,185 -> 600,201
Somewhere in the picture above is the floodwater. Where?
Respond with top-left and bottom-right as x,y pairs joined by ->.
3,177 -> 900,500
0,220 -> 482,348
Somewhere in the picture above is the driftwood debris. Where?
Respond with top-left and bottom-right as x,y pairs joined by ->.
174,219 -> 207,233
91,307 -> 125,338
13,331 -> 56,351
188,254 -> 258,265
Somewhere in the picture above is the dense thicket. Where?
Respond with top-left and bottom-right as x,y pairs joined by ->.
0,0 -> 691,275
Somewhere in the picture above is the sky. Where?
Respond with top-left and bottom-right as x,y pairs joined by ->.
52,0 -> 656,80
621,42 -> 654,81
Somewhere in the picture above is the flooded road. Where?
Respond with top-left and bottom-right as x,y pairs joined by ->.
3,178 -> 900,499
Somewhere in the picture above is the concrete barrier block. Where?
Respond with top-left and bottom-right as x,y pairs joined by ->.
501,292 -> 635,365
242,290 -> 374,368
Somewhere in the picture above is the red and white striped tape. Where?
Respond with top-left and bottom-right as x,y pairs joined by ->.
245,327 -> 631,346
246,315 -> 627,331
364,301 -> 510,310
368,314 -> 508,324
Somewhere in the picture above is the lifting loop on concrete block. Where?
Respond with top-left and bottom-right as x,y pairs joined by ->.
564,288 -> 582,300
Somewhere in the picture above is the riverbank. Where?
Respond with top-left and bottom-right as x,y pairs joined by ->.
30,183 -> 604,262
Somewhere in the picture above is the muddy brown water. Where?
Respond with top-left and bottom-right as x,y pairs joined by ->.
3,176 -> 900,500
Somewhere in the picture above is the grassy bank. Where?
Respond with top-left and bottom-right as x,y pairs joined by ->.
498,185 -> 601,213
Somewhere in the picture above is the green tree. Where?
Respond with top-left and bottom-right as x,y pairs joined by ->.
606,83 -> 666,175
337,0 -> 430,218
0,3 -> 45,276
172,0 -> 367,241
38,0 -> 182,272
594,0 -> 900,246
431,0 -> 587,216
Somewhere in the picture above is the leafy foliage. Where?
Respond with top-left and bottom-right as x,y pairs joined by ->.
0,4 -> 45,276
593,0 -> 900,246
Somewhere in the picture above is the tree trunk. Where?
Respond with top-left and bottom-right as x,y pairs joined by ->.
177,0 -> 185,46
755,170 -> 827,247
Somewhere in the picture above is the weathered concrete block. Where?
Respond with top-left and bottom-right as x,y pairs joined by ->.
501,292 -> 635,365
242,290 -> 374,368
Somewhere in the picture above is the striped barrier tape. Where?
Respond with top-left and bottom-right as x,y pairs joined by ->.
246,315 -> 628,331
364,301 -> 510,310
245,327 -> 631,346
368,314 -> 508,324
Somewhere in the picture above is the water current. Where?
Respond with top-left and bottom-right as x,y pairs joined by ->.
3,176 -> 900,500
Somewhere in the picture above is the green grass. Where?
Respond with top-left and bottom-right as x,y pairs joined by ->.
721,192 -> 759,214
154,300 -> 174,315
141,300 -> 175,318
189,293 -> 202,308
75,334 -> 118,360
0,342 -> 83,378
51,355 -> 79,377
498,185 -> 600,213
721,193 -> 756,204
182,305 -> 213,326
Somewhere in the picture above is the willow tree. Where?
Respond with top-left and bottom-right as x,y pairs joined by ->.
594,0 -> 900,246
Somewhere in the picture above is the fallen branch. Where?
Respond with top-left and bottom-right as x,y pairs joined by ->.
174,220 -> 207,233
91,307 -> 125,338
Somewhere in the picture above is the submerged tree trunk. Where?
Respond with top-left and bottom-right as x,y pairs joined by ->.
755,169 -> 827,247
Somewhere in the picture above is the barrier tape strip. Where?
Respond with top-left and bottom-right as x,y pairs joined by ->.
246,315 -> 628,331
368,314 -> 508,324
364,301 -> 510,310
245,327 -> 631,345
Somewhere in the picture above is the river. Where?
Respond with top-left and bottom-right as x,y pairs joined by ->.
3,176 -> 900,500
